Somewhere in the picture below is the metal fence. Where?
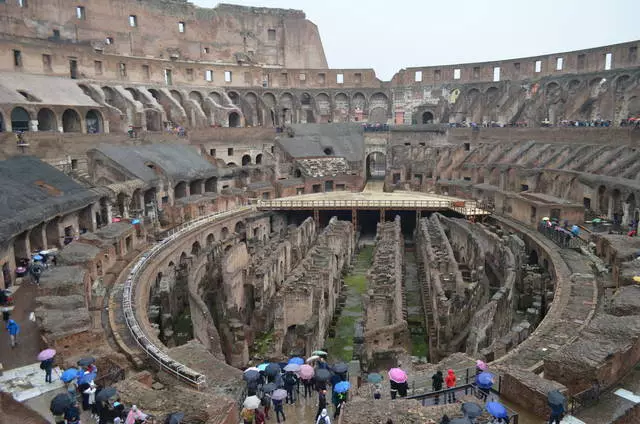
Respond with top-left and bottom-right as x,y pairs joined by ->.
537,224 -> 585,249
257,198 -> 461,210
122,206 -> 254,390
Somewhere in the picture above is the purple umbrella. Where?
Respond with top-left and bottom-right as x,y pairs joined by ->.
271,389 -> 287,401
37,348 -> 56,361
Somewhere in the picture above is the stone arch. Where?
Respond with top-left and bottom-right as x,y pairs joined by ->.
567,79 -> 582,94
615,74 -> 632,93
234,220 -> 246,234
370,92 -> 389,110
301,92 -> 312,106
179,251 -> 188,265
244,92 -> 261,126
255,154 -> 263,165
189,91 -> 204,108
228,111 -> 241,127
241,154 -> 251,166
206,233 -> 215,246
629,96 -> 640,117
485,87 -> 499,103
227,162 -> 237,167
10,107 -> 31,132
209,92 -> 223,105
170,89 -> 184,106
315,93 -> 331,122
125,87 -> 141,102
227,91 -> 240,106
221,226 -> 229,240
85,109 -> 103,134
174,181 -> 187,199
62,109 -> 82,133
37,108 -> 57,131
612,188 -> 623,218
422,111 -> 434,124
191,241 -> 201,256
204,177 -> 217,192
263,92 -> 277,126
280,92 -> 295,124
366,151 -> 386,179
369,107 -> 387,124
334,92 -> 349,122
145,109 -> 162,131
352,92 -> 366,114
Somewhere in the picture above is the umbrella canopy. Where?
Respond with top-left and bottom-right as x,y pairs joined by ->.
244,367 -> 260,373
461,402 -> 483,418
168,412 -> 185,424
77,371 -> 97,385
61,368 -> 79,383
315,368 -> 331,382
33,254 -> 43,261
332,362 -> 348,374
312,350 -> 328,357
475,360 -> 488,371
541,217 -> 550,221
50,393 -> 73,415
367,373 -> 383,384
77,357 -> 96,367
262,383 -> 277,393
592,218 -> 602,223
476,372 -> 494,388
265,363 -> 281,377
243,395 -> 261,409
283,363 -> 301,372
486,401 -> 508,419
271,389 -> 287,401
243,370 -> 261,382
388,368 -> 407,383
306,355 -> 320,363
37,348 -> 56,361
299,364 -> 314,380
95,387 -> 117,403
334,381 -> 350,394
633,276 -> 640,283
288,357 -> 304,365
257,363 -> 268,372
548,390 -> 566,406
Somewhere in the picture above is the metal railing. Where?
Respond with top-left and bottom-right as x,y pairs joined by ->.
257,199 -> 462,209
122,206 -> 254,390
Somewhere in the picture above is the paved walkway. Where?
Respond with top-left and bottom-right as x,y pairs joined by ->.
0,282 -> 42,371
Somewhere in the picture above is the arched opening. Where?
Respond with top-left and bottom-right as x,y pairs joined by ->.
612,189 -> 622,222
301,93 -> 312,106
597,185 -> 608,216
205,177 -> 217,193
174,181 -> 187,199
116,192 -> 128,217
11,107 -> 30,132
170,90 -> 183,106
323,147 -> 334,156
528,250 -> 539,266
189,179 -> 203,195
221,227 -> 229,240
179,252 -> 188,266
85,109 -> 103,134
227,162 -> 237,167
241,154 -> 251,166
125,87 -> 141,101
0,111 -> 4,132
255,154 -> 263,165
263,93 -> 277,126
366,152 -> 386,179
189,91 -> 204,108
294,169 -> 302,178
37,108 -> 57,131
422,111 -> 434,124
191,241 -> 201,256
228,91 -> 240,105
228,112 -> 240,127
626,193 -> 637,224
145,109 -> 162,131
206,233 -> 215,246
209,92 -> 223,105
62,109 -> 82,133
235,221 -> 246,241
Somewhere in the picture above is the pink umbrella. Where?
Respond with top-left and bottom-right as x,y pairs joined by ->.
299,364 -> 315,380
388,368 -> 407,383
476,360 -> 488,371
37,348 -> 56,361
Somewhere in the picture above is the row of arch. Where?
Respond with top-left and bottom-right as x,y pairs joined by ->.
0,106 -> 104,133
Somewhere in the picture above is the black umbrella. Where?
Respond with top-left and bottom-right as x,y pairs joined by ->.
168,412 -> 185,424
243,370 -> 260,382
548,390 -> 565,406
50,393 -> 73,415
315,368 -> 331,382
262,382 -> 277,393
461,402 -> 483,418
332,362 -> 348,374
95,387 -> 117,403
77,357 -> 96,367
265,363 -> 281,377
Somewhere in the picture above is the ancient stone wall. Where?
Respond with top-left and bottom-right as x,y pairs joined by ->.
362,216 -> 409,367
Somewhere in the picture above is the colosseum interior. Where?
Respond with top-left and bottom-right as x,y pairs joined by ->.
0,1 -> 639,423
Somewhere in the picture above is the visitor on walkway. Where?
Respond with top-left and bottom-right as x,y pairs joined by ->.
41,357 -> 53,383
548,402 -> 564,424
445,369 -> 457,402
432,370 -> 444,404
397,380 -> 408,398
283,371 -> 298,404
64,401 -> 81,424
6,318 -> 19,348
255,407 -> 266,424
303,376 -> 315,398
272,397 -> 285,423
333,392 -> 346,419
125,405 -> 148,424
84,381 -> 98,420
315,389 -> 327,421
260,392 -> 271,420
316,408 -> 331,424
373,381 -> 382,399
241,406 -> 255,424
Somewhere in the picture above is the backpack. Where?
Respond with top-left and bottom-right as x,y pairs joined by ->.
40,361 -> 46,370
283,372 -> 297,386
318,416 -> 328,424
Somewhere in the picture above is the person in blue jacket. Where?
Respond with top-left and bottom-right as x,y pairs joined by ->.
6,319 -> 19,348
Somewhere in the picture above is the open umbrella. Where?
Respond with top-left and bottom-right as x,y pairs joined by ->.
461,402 -> 483,418
271,389 -> 288,401
312,350 -> 328,357
50,393 -> 73,415
486,401 -> 508,419
33,254 -> 43,261
299,364 -> 314,380
77,357 -> 96,367
262,382 -> 277,393
243,395 -> 261,409
168,412 -> 185,424
548,390 -> 565,406
476,372 -> 494,388
367,373 -> 383,384
283,364 -> 301,372
37,348 -> 56,361
257,363 -> 268,372
243,370 -> 261,382
592,218 -> 602,224
332,362 -> 348,374
265,363 -> 281,377
334,381 -> 350,394
288,357 -> 304,365
244,367 -> 260,373
388,368 -> 407,384
61,368 -> 79,383
475,359 -> 488,371
306,355 -> 320,363
78,371 -> 97,385
96,387 -> 117,403
634,276 -> 640,284
541,217 -> 550,221
315,368 -> 331,382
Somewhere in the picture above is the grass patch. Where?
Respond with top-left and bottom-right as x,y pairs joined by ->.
345,274 -> 368,294
410,333 -> 429,358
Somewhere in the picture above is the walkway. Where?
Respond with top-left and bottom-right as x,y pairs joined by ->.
0,282 -> 41,371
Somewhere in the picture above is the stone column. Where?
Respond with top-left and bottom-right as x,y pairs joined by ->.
608,196 -> 614,220
622,202 -> 631,226
106,200 -> 114,224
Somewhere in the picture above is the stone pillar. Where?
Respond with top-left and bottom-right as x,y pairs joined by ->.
106,201 -> 114,224
103,120 -> 110,134
608,196 -> 614,221
623,202 -> 631,226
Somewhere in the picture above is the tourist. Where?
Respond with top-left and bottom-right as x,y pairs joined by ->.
548,401 -> 564,424
373,381 -> 382,399
241,406 -> 255,424
83,381 -> 98,419
255,407 -> 266,424
125,405 -> 148,424
397,380 -> 408,398
432,370 -> 444,404
64,401 -> 81,424
445,369 -> 457,402
283,371 -> 298,404
6,318 -> 19,348
260,392 -> 271,420
440,415 -> 450,424
389,379 -> 398,399
316,408 -> 331,424
272,396 -> 285,423
40,357 -> 53,383
315,389 -> 327,421
303,376 -> 314,398
333,392 -> 346,419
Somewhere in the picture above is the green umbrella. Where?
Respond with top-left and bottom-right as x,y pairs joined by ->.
592,218 -> 602,223
312,350 -> 328,357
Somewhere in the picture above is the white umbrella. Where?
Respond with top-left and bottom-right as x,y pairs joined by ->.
243,395 -> 261,409
306,355 -> 320,363
244,367 -> 260,373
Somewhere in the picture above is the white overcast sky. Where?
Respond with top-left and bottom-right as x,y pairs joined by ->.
193,0 -> 639,80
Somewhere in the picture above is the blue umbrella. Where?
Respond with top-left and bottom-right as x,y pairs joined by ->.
61,368 -> 79,383
367,373 -> 383,384
476,372 -> 494,388
334,381 -> 350,394
486,401 -> 508,419
33,255 -> 43,261
131,219 -> 141,225
77,371 -> 97,385
257,363 -> 268,372
288,357 -> 304,365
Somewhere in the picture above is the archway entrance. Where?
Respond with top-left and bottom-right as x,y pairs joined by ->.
422,111 -> 434,124
366,152 -> 386,179
228,112 -> 240,127
11,107 -> 30,132
37,108 -> 56,131
62,109 -> 82,133
86,110 -> 103,133
241,154 -> 251,166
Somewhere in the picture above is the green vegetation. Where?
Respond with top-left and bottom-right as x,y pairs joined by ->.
251,331 -> 274,357
174,309 -> 194,346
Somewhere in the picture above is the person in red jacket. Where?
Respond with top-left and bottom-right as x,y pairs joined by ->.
445,369 -> 457,403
